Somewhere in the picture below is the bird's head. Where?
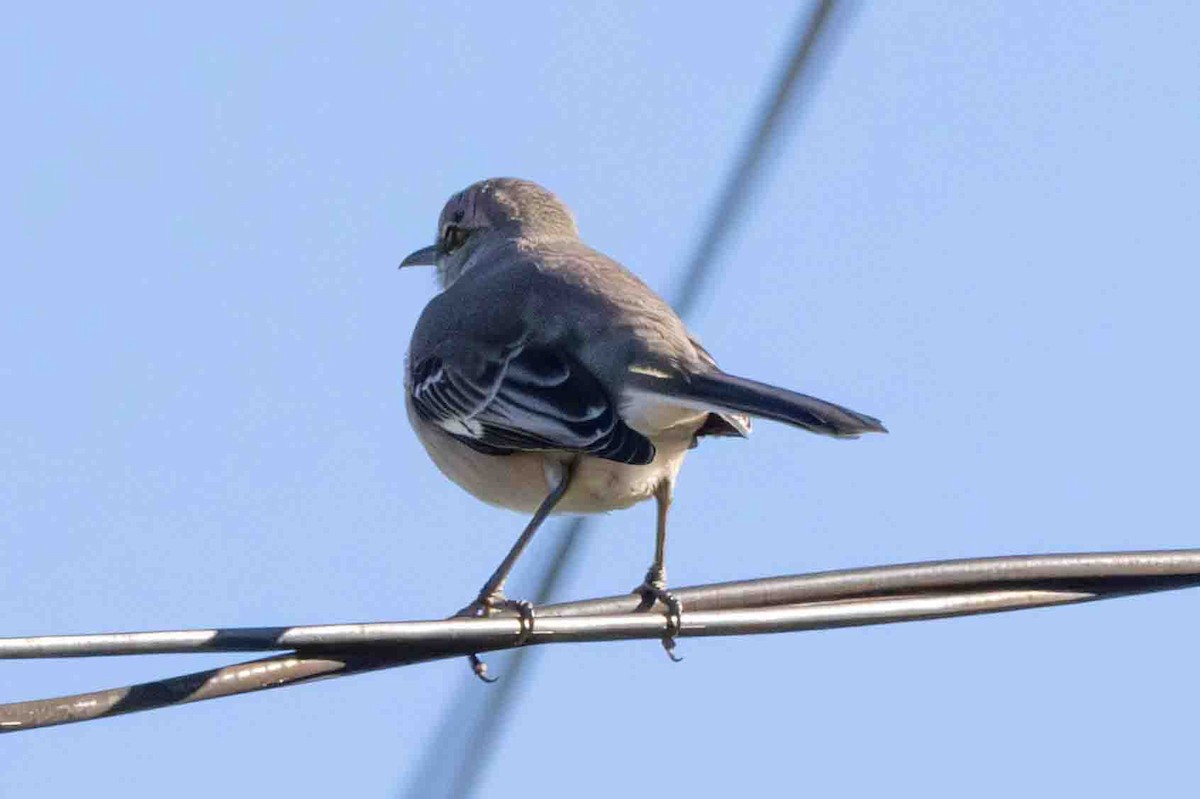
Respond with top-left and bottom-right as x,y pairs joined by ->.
400,178 -> 579,288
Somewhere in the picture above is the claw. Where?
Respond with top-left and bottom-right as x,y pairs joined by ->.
468,653 -> 499,683
659,591 -> 683,662
454,591 -> 536,682
633,570 -> 684,662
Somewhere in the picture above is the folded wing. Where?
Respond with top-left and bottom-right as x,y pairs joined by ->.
410,343 -> 656,465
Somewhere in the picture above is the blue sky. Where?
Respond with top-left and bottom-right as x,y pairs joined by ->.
3,3 -> 1199,796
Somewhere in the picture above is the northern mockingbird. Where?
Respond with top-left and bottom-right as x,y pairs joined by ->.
400,178 -> 884,672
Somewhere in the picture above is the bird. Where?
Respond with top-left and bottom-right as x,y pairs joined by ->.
399,177 -> 885,677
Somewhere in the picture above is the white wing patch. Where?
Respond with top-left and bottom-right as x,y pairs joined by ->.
437,416 -> 485,438
415,366 -> 444,396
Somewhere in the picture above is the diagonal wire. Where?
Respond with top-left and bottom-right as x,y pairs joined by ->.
402,2 -> 856,796
407,518 -> 586,799
671,0 -> 847,319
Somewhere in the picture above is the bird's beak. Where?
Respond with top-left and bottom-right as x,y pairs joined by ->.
399,244 -> 439,269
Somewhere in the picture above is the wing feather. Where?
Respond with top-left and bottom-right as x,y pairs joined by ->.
410,343 -> 655,465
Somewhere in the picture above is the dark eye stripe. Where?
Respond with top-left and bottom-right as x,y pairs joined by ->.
442,225 -> 468,253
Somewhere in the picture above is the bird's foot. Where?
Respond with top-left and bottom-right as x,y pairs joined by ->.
453,591 -> 535,683
633,568 -> 683,662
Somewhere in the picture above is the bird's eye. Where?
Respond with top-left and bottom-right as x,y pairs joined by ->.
442,225 -> 469,253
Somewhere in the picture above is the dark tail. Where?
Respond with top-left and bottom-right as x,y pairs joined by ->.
671,371 -> 887,439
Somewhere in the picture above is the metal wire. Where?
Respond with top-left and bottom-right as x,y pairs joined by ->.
6,549 -> 1198,660
5,549 -> 1199,733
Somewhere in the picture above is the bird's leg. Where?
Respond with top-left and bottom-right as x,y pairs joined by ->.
455,460 -> 574,682
633,479 -> 683,662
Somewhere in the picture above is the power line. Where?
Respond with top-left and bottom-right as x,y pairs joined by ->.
673,0 -> 844,319
6,548 -> 1200,732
